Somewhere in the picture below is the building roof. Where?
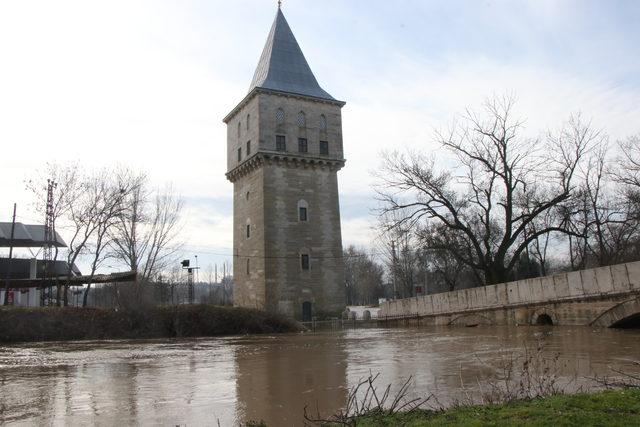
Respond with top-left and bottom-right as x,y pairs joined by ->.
248,8 -> 336,101
0,222 -> 67,248
0,258 -> 81,279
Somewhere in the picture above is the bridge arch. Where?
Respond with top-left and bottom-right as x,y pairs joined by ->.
530,309 -> 558,326
590,298 -> 640,329
449,313 -> 493,327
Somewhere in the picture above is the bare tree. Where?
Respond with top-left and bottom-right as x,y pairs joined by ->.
56,168 -> 139,306
109,175 -> 184,306
561,139 -> 640,269
614,135 -> 640,192
81,170 -> 138,306
614,135 -> 640,228
343,246 -> 385,305
376,96 -> 596,285
377,218 -> 421,298
26,163 -> 82,305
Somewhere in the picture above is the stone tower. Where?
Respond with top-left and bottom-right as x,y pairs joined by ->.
223,7 -> 346,320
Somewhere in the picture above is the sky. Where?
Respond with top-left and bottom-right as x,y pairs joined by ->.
1,0 -> 639,273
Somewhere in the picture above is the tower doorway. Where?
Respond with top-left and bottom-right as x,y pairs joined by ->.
302,301 -> 312,322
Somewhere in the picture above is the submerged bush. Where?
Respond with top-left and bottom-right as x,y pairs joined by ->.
0,305 -> 301,343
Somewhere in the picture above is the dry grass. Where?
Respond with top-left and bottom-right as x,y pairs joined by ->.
303,373 -> 433,426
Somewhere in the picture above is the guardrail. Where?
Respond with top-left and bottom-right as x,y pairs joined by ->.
299,317 -> 382,331
298,314 -> 426,331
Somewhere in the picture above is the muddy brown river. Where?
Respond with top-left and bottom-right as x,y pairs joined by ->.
0,326 -> 639,426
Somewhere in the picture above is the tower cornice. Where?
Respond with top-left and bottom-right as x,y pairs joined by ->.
225,151 -> 346,182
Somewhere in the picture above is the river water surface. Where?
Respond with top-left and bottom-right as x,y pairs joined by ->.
1,326 -> 639,426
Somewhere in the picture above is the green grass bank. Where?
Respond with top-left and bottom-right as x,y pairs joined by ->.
353,388 -> 640,427
0,305 -> 302,343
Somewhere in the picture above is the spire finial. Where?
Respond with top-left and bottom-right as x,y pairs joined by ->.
278,0 -> 282,9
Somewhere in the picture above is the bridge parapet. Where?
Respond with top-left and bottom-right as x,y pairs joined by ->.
380,261 -> 640,322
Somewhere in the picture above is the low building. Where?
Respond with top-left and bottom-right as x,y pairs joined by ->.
0,222 -> 79,306
345,306 -> 381,320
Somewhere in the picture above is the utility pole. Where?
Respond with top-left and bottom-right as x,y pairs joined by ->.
222,262 -> 227,305
195,255 -> 199,283
3,203 -> 17,306
195,255 -> 199,304
213,263 -> 218,304
42,179 -> 56,306
391,239 -> 398,300
181,259 -> 199,304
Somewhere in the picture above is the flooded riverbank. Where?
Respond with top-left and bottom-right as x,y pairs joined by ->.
1,326 -> 638,425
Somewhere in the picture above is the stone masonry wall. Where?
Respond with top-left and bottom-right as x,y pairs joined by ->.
379,261 -> 640,325
232,166 -> 266,310
227,96 -> 260,172
263,161 -> 345,318
258,92 -> 343,160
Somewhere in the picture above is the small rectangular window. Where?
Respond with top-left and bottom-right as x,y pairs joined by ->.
246,259 -> 250,275
246,224 -> 251,238
298,138 -> 308,153
246,140 -> 251,156
319,140 -> 329,155
299,207 -> 307,221
276,135 -> 286,151
237,147 -> 242,161
301,254 -> 309,270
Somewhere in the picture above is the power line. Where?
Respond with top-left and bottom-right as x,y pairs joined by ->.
176,245 -> 386,260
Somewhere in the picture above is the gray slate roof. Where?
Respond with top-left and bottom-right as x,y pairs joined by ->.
249,9 -> 335,101
0,222 -> 67,248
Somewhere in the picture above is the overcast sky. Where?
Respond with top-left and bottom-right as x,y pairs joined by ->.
1,0 -> 639,272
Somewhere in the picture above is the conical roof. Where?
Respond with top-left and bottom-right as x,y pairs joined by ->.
249,9 -> 335,101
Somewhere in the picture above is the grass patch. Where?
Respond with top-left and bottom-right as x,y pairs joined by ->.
354,388 -> 640,426
0,305 -> 302,343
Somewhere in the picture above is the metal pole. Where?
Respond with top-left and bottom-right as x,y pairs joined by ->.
195,255 -> 198,282
195,255 -> 198,304
223,262 -> 226,305
391,239 -> 398,300
3,203 -> 17,306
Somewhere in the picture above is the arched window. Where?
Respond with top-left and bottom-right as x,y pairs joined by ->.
246,218 -> 251,239
246,114 -> 250,130
245,191 -> 250,201
246,258 -> 250,275
297,199 -> 309,221
297,111 -> 306,127
300,247 -> 310,271
237,121 -> 241,138
319,114 -> 327,132
300,253 -> 309,270
276,108 -> 285,125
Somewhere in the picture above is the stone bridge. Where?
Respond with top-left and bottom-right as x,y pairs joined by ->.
379,261 -> 640,328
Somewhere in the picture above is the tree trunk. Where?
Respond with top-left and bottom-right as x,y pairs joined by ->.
82,283 -> 91,307
56,283 -> 61,307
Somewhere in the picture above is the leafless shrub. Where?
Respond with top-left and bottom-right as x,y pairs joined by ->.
303,373 -> 432,426
305,345 -> 638,424
463,343 -> 573,406
588,360 -> 640,389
